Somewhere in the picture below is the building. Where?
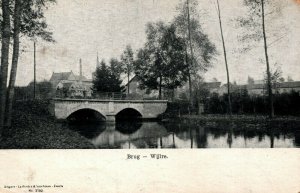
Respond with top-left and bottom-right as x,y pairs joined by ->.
247,80 -> 300,96
50,60 -> 93,98
217,83 -> 248,96
122,76 -> 159,99
273,81 -> 300,94
217,80 -> 300,96
202,82 -> 222,94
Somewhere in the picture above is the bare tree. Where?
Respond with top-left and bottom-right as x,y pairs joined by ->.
216,0 -> 232,115
238,0 -> 287,118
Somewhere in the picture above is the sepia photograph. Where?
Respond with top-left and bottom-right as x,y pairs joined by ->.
0,0 -> 299,149
0,0 -> 300,192
0,0 -> 300,150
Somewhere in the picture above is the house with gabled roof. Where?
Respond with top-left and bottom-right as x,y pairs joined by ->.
50,60 -> 93,98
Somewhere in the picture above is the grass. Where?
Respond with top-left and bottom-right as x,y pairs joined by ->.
0,100 -> 94,149
179,114 -> 300,123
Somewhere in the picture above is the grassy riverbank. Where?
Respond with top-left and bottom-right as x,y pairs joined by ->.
0,100 -> 94,149
179,114 -> 300,123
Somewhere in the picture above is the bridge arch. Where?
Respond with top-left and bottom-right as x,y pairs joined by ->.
67,108 -> 106,122
115,108 -> 143,121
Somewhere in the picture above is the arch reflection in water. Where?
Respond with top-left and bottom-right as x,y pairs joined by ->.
90,122 -> 168,148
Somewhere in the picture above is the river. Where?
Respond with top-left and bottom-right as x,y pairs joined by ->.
68,120 -> 300,148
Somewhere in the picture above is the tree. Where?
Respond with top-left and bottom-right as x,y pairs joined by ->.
93,60 -> 123,94
134,22 -> 188,99
109,58 -> 123,78
2,0 -> 56,128
264,66 -> 284,94
0,0 -> 11,130
174,0 -> 217,106
192,75 -> 210,105
120,45 -> 134,95
238,0 -> 287,118
216,0 -> 232,115
4,0 -> 22,127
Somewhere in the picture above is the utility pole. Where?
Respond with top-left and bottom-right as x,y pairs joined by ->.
33,41 -> 36,99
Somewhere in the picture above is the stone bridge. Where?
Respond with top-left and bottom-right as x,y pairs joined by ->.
52,98 -> 168,122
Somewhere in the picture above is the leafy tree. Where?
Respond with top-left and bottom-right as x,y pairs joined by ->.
0,0 -> 56,130
134,22 -> 188,99
109,58 -> 123,78
93,60 -> 123,94
120,45 -> 134,95
192,75 -> 210,105
264,66 -> 284,94
174,0 -> 217,105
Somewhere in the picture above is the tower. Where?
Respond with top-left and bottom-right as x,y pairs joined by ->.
97,52 -> 100,67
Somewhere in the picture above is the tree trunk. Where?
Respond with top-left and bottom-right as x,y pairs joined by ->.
185,42 -> 192,105
159,75 -> 162,100
34,42 -> 36,99
187,0 -> 194,108
261,0 -> 274,118
216,0 -> 232,115
0,0 -> 11,132
5,0 -> 22,127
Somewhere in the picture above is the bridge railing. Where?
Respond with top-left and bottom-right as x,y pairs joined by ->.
54,92 -> 168,101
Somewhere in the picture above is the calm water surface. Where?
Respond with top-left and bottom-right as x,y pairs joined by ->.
68,120 -> 300,148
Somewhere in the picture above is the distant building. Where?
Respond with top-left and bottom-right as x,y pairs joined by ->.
122,76 -> 159,99
202,82 -> 221,94
50,60 -> 93,98
274,81 -> 300,94
217,83 -> 247,96
217,80 -> 300,96
247,83 -> 266,96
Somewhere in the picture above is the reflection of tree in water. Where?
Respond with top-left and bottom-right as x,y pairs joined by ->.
130,137 -> 159,149
68,117 -> 300,148
195,126 -> 207,148
227,123 -> 233,148
294,130 -> 300,147
205,124 -> 228,139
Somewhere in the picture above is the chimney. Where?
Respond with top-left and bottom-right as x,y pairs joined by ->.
79,58 -> 82,82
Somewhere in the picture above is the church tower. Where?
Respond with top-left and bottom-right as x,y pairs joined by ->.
96,52 -> 100,68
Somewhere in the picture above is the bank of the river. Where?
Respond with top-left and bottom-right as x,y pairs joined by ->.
177,114 -> 300,124
0,100 -> 94,149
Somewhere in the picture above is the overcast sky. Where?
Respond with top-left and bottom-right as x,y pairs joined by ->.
15,0 -> 300,86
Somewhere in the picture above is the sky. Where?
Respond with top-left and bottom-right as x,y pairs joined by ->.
15,0 -> 300,86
